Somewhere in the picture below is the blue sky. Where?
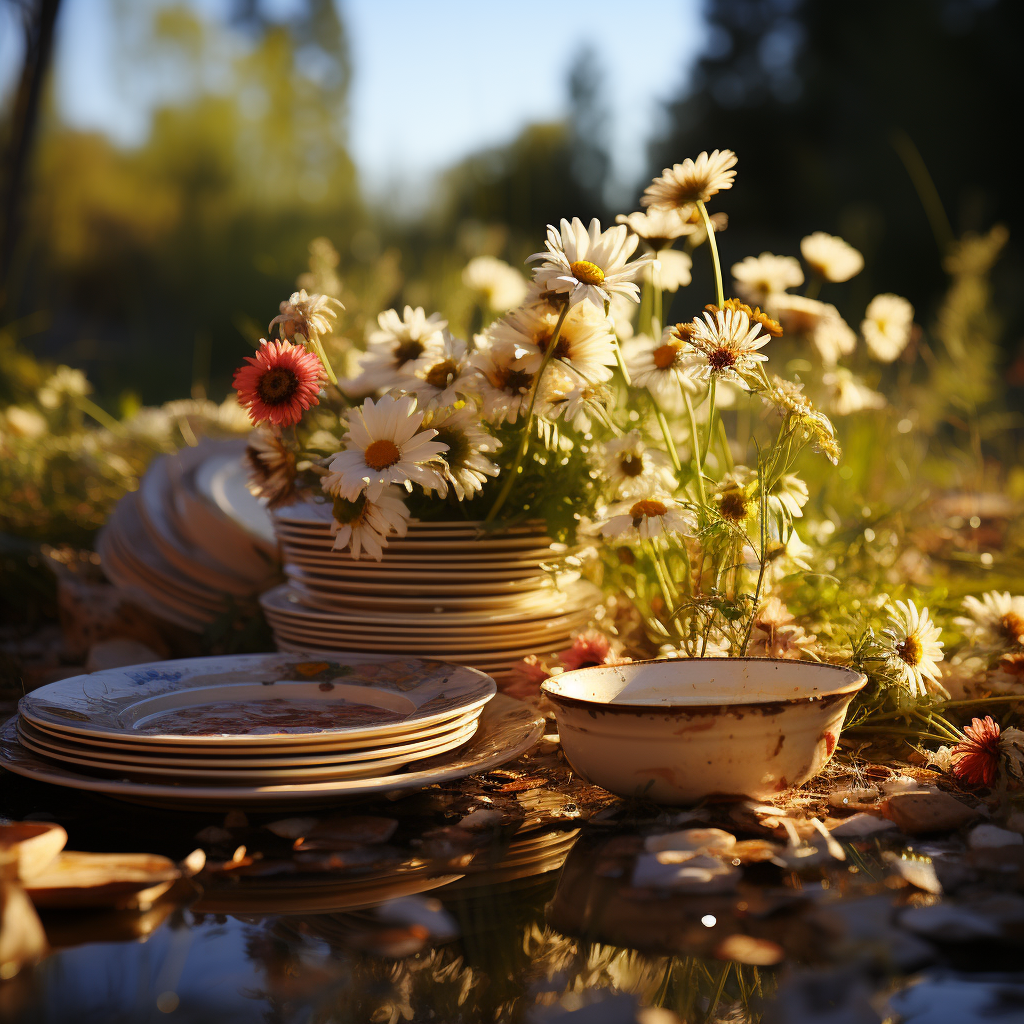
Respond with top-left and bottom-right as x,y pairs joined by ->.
1,0 -> 705,207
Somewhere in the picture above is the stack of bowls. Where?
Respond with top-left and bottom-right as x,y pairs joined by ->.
262,503 -> 598,684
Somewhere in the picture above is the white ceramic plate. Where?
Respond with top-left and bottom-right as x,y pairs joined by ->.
285,581 -> 578,613
16,716 -> 479,782
20,653 -> 495,747
196,447 -> 277,549
16,710 -> 483,767
282,565 -> 569,596
1,695 -> 543,809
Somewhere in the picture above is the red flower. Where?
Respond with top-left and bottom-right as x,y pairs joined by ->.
233,339 -> 324,427
559,631 -> 631,672
951,716 -> 1002,788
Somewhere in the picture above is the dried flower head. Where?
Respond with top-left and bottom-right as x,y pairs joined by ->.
747,597 -> 819,660
329,486 -> 411,561
688,308 -> 770,389
269,289 -> 343,342
641,149 -> 738,210
951,716 -> 1001,788
232,339 -> 324,428
245,428 -> 298,508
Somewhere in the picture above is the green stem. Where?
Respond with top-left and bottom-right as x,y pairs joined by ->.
613,338 -> 632,387
485,299 -> 570,524
740,481 -> 769,656
843,725 -> 956,745
717,415 -> 733,472
75,397 -> 123,434
697,200 -> 724,308
683,390 -> 707,507
309,334 -> 338,386
654,406 -> 682,475
652,254 -> 663,330
700,378 -> 717,467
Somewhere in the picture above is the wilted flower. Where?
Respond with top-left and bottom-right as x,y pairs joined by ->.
862,293 -> 914,362
747,598 -> 819,660
462,256 -> 528,312
951,716 -> 1003,788
800,232 -> 864,282
600,430 -> 677,499
505,655 -> 551,699
245,428 -> 298,508
641,149 -> 738,211
688,308 -> 770,389
559,631 -> 631,671
424,404 -> 501,501
955,591 -> 1024,649
322,394 -> 448,501
598,495 -> 694,543
822,368 -> 886,416
990,653 -> 1024,694
232,339 -> 324,428
269,289 -> 343,342
731,253 -> 804,305
529,217 -> 651,309
470,340 -> 545,425
883,600 -> 944,698
329,486 -> 411,561
766,294 -> 856,366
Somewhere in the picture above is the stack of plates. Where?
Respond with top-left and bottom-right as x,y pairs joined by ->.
264,504 -> 599,683
98,440 -> 280,631
2,654 -> 545,810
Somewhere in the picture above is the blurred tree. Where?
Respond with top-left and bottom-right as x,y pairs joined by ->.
4,0 -> 364,406
648,0 -> 1023,351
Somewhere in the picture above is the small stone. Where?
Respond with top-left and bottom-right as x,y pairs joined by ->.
85,638 -> 161,673
881,776 -> 923,795
457,809 -> 506,830
828,787 -> 880,808
265,817 -> 318,840
631,852 -> 741,893
882,851 -> 942,894
968,824 -> 1024,849
829,813 -> 898,839
713,933 -> 784,966
644,828 -> 736,856
882,791 -> 980,834
223,810 -> 249,829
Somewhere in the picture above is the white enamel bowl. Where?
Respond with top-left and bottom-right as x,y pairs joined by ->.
542,658 -> 867,804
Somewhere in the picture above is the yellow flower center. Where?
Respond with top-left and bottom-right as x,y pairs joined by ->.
425,358 -> 459,390
1001,612 -> 1024,646
653,342 -> 682,370
364,438 -> 402,471
620,453 -> 645,478
896,635 -> 923,667
570,260 -> 605,286
629,499 -> 667,526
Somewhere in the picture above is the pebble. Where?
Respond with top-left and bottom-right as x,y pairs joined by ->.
967,823 -> 1024,849
643,828 -> 736,856
829,814 -> 898,838
85,638 -> 161,673
880,776 -> 924,795
882,851 -> 942,894
631,852 -> 741,893
882,791 -> 980,834
374,895 -> 459,941
457,809 -> 506,830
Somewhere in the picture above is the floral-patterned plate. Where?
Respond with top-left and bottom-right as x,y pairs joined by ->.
18,654 -> 495,748
1,695 -> 543,809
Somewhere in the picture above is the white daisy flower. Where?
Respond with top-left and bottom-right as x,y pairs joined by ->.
598,495 -> 694,543
528,217 -> 652,310
545,370 -> 612,433
862,293 -> 914,362
626,326 -> 699,406
641,149 -> 738,211
399,331 -> 475,410
766,294 -> 856,366
269,289 -> 343,342
329,486 -> 411,561
731,253 -> 804,305
688,308 -> 770,389
423,405 -> 501,501
643,248 -> 693,293
462,256 -> 529,312
800,232 -> 864,283
37,366 -> 91,408
322,394 -> 448,501
955,591 -> 1024,649
770,473 -> 809,519
616,208 -> 698,245
822,368 -> 886,416
470,340 -> 545,425
883,600 -> 944,698
600,430 -> 677,499
355,306 -> 447,389
487,301 -> 617,384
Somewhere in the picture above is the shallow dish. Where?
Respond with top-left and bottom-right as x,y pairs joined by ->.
542,658 -> 867,804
